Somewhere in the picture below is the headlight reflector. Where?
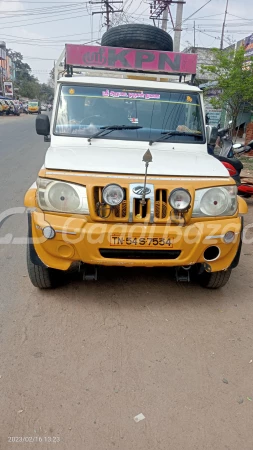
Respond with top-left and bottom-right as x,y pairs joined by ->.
193,186 -> 237,217
102,184 -> 124,206
45,182 -> 80,212
169,188 -> 191,212
37,179 -> 89,214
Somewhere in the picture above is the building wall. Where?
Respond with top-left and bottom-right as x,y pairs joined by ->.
0,55 -> 14,80
183,47 -> 216,81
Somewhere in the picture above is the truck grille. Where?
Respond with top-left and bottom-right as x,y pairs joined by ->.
91,184 -> 172,223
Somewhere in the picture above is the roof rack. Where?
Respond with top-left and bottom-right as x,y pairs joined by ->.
55,44 -> 197,85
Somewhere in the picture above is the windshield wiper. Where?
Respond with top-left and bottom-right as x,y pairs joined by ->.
87,125 -> 143,143
149,131 -> 203,146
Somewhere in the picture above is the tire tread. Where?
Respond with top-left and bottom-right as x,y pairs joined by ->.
26,245 -> 61,289
101,24 -> 173,51
199,269 -> 232,289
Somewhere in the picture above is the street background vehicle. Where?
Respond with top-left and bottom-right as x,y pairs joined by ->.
28,100 -> 41,114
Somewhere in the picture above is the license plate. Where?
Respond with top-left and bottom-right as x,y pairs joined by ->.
110,235 -> 173,248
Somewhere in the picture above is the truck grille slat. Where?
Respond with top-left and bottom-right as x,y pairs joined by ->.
155,189 -> 167,219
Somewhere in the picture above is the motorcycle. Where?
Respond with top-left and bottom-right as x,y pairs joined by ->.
211,127 -> 253,198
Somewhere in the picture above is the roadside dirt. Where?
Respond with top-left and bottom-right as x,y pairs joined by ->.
1,202 -> 253,450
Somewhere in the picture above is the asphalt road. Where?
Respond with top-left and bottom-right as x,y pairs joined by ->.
1,114 -> 253,450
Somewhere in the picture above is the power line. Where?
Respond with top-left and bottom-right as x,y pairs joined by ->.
90,1 -> 123,30
227,12 -> 253,21
0,5 -> 86,24
182,0 -> 212,24
190,13 -> 224,20
23,56 -> 57,60
0,11 -> 90,30
0,3 -> 86,17
1,31 -> 97,41
0,0 -> 87,2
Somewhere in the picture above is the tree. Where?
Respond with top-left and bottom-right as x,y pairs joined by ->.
202,47 -> 253,130
48,66 -> 55,89
19,79 -> 40,99
39,83 -> 54,102
7,48 -> 54,100
7,49 -> 34,83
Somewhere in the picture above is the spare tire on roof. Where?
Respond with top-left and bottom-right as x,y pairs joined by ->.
101,24 -> 173,52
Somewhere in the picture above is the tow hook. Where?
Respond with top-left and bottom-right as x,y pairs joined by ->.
175,266 -> 191,283
79,264 -> 98,281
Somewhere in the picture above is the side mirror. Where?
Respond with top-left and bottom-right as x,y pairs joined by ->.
233,143 -> 242,150
36,114 -> 50,141
206,125 -> 218,145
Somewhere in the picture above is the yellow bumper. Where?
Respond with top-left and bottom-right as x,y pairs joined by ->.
30,211 -> 242,272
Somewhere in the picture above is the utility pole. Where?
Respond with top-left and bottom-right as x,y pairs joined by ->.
194,21 -> 196,48
150,1 -> 185,44
161,6 -> 168,31
90,0 -> 123,30
174,1 -> 184,52
220,0 -> 229,50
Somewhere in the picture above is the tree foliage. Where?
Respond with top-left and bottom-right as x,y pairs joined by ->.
7,48 -> 53,101
202,46 -> 253,128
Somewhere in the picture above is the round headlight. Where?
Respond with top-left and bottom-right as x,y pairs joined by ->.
200,187 -> 229,216
45,182 -> 80,212
102,184 -> 124,206
169,188 -> 191,211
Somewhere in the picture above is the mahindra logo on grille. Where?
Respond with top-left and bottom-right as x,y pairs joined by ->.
133,186 -> 151,196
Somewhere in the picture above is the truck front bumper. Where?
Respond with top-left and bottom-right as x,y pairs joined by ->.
28,210 -> 243,272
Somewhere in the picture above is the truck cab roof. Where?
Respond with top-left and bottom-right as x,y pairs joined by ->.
58,75 -> 201,93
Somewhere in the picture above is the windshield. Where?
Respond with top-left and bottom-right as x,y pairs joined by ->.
29,102 -> 38,107
55,85 -> 205,143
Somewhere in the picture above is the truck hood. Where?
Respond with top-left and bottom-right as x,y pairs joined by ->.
45,139 -> 229,177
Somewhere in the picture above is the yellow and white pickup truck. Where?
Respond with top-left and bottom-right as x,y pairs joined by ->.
24,25 -> 247,289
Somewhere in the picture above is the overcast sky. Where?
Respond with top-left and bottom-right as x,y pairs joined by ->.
0,0 -> 251,83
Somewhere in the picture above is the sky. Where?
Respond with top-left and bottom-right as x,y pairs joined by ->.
0,0 -> 252,84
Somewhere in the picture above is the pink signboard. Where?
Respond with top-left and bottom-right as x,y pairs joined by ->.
65,44 -> 197,75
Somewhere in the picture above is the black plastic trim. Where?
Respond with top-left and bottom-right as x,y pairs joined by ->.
231,216 -> 244,269
99,249 -> 181,260
27,211 -> 47,267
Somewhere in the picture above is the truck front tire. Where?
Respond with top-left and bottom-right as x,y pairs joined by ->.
199,269 -> 232,289
26,243 -> 64,289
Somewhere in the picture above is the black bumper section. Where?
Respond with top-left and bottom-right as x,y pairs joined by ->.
27,211 -> 47,267
99,249 -> 181,260
231,217 -> 244,269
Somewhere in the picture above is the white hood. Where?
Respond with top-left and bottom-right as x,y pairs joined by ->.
45,138 -> 229,178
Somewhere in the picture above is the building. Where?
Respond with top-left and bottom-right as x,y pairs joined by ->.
0,41 -> 15,97
183,46 -> 216,82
